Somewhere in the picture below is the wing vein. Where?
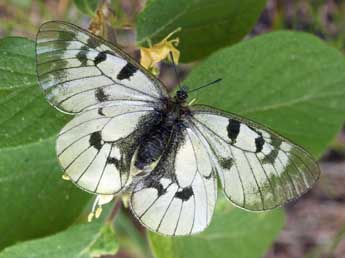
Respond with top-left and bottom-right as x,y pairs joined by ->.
254,153 -> 277,204
228,146 -> 247,207
95,143 -> 113,192
94,66 -> 160,100
64,145 -> 92,171
138,182 -> 174,219
186,130 -> 211,225
75,148 -> 101,183
42,74 -> 104,91
189,193 -> 196,235
173,200 -> 184,236
156,191 -> 177,232
243,151 -> 265,209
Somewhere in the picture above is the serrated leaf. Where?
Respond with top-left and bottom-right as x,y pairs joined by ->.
0,37 -> 92,250
74,0 -> 98,17
149,196 -> 284,258
0,207 -> 119,258
137,0 -> 267,62
185,31 -> 345,157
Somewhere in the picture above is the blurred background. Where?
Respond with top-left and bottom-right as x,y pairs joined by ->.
1,0 -> 345,257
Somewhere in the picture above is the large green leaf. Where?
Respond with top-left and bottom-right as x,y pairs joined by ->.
0,207 -> 119,258
0,137 -> 91,250
137,0 -> 267,62
149,197 -> 284,258
0,37 -> 69,148
185,31 -> 345,157
0,37 -> 91,250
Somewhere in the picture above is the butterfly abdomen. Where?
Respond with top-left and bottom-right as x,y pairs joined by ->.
133,106 -> 187,170
135,122 -> 173,170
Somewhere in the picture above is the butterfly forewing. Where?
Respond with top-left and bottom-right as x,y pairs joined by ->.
189,105 -> 320,211
35,21 -> 167,195
36,21 -> 167,114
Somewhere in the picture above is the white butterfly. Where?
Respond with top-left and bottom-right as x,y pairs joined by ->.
36,21 -> 320,236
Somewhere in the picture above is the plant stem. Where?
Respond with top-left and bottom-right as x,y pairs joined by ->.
108,198 -> 122,222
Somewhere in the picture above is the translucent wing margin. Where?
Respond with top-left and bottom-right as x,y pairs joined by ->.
36,21 -> 167,114
189,105 -> 320,211
57,100 -> 158,195
130,127 -> 217,236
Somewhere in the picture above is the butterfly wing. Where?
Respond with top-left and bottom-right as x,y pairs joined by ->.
130,127 -> 217,235
36,21 -> 168,194
57,101 -> 161,195
36,21 -> 168,114
189,105 -> 320,211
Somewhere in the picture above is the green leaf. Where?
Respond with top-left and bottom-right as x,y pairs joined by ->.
137,0 -> 267,62
0,137 -> 91,250
0,208 -> 119,258
74,0 -> 98,17
89,221 -> 119,257
185,31 -> 345,157
8,0 -> 31,8
0,37 -> 69,148
149,197 -> 284,258
0,37 -> 91,249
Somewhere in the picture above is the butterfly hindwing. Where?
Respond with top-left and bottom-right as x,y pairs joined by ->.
57,100 -> 159,194
189,105 -> 320,211
36,21 -> 167,114
130,127 -> 217,235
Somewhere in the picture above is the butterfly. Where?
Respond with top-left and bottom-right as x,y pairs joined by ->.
35,21 -> 320,236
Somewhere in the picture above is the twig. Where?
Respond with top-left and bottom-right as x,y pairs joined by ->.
108,198 -> 122,222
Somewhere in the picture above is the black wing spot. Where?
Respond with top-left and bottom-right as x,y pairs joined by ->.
95,88 -> 109,102
255,135 -> 265,153
98,108 -> 105,116
76,51 -> 88,66
219,157 -> 233,169
81,45 -> 89,51
147,180 -> 166,196
175,187 -> 194,201
87,37 -> 101,48
227,119 -> 240,143
262,138 -> 282,164
107,157 -> 120,169
89,131 -> 103,150
117,62 -> 138,80
204,171 -> 213,180
94,51 -> 107,65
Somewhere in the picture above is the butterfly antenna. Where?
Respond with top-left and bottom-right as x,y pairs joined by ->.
189,78 -> 222,93
169,51 -> 182,89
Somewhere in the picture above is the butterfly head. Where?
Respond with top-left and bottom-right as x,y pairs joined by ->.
175,86 -> 189,102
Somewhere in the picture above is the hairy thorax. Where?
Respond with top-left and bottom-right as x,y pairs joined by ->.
134,100 -> 190,171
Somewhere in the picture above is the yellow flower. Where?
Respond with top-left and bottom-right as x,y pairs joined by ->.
140,28 -> 181,73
